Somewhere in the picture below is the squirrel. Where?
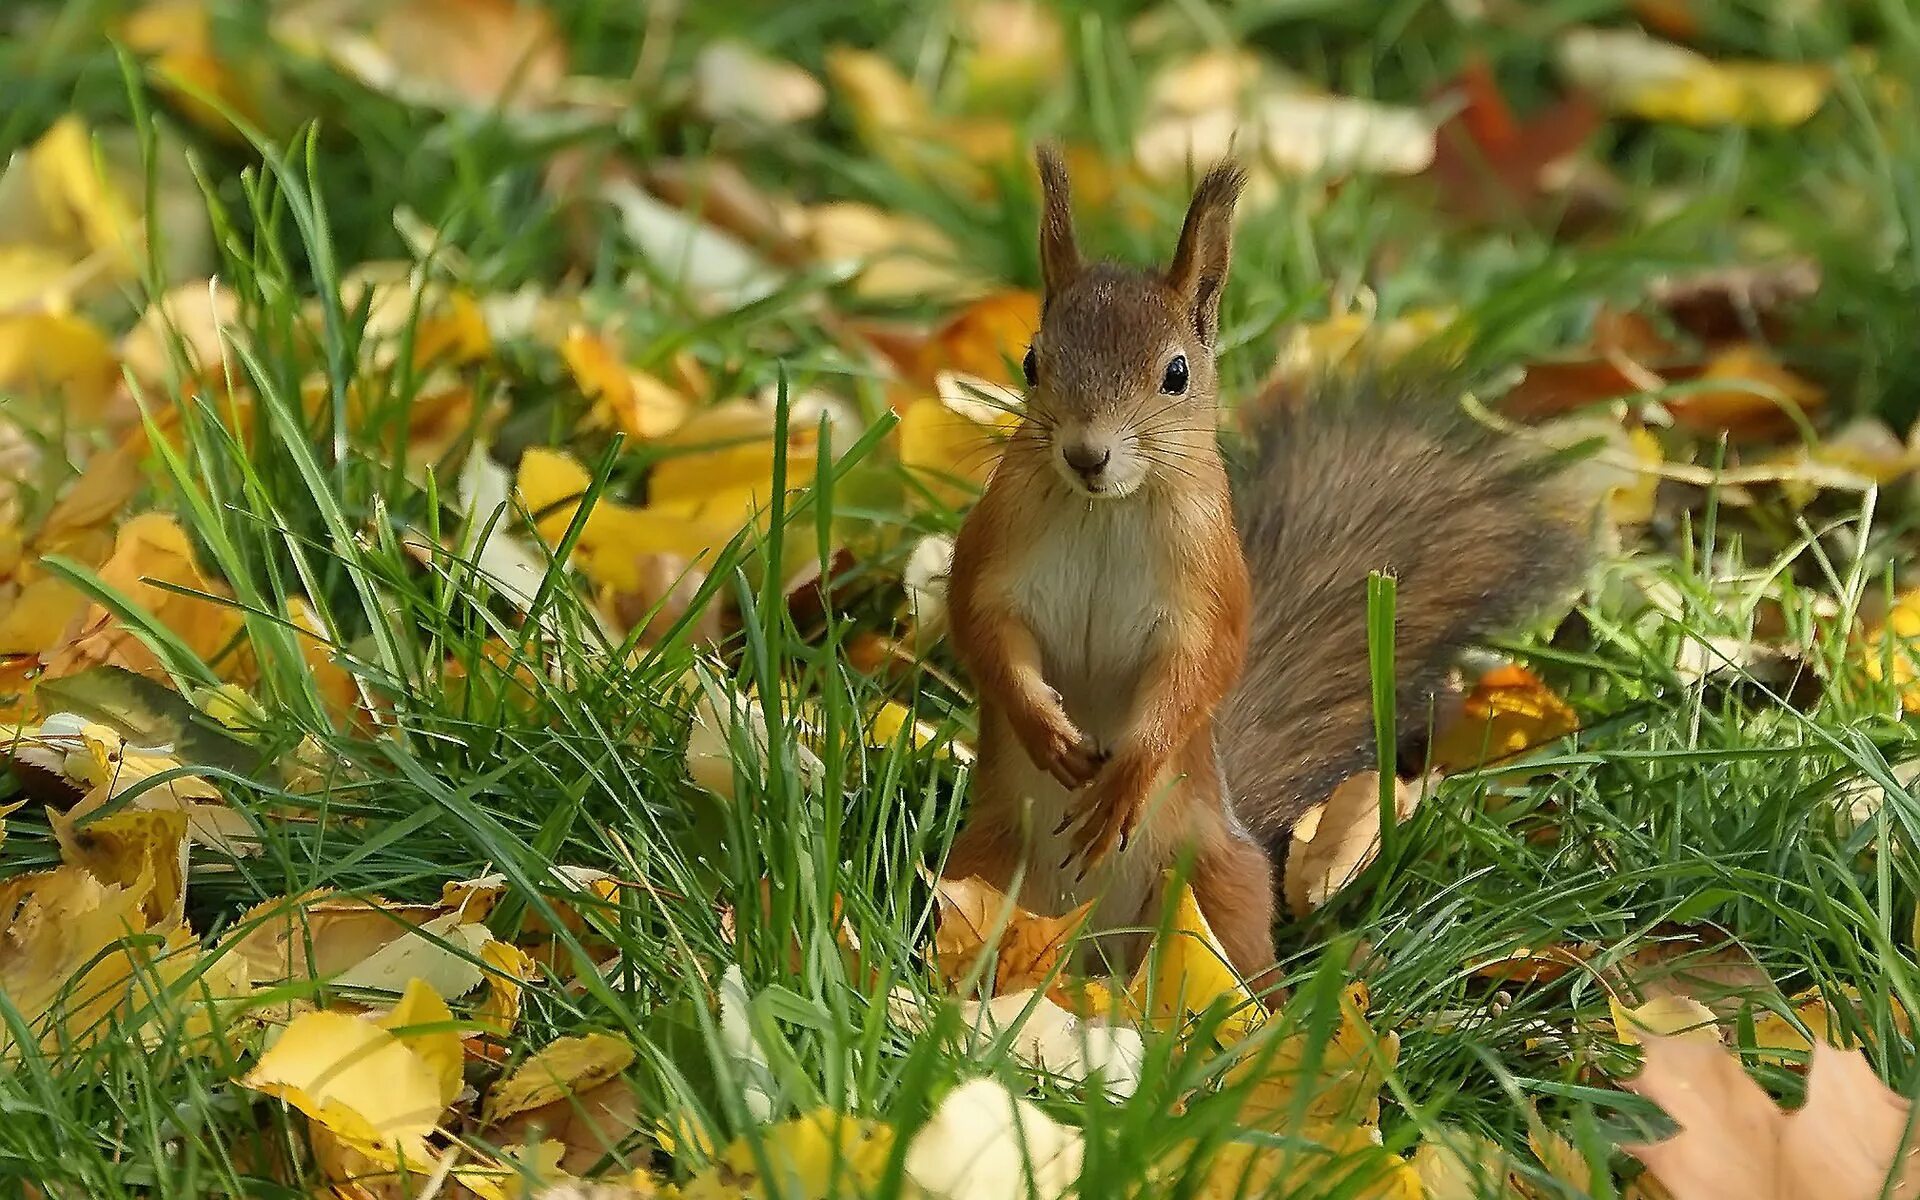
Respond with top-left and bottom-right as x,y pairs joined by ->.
942,145 -> 1585,983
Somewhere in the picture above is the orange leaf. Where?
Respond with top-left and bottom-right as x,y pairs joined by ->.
1666,344 -> 1825,440
931,875 -> 1089,996
1430,664 -> 1577,772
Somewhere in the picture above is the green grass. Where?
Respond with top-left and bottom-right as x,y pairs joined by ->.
4,1 -> 1920,1197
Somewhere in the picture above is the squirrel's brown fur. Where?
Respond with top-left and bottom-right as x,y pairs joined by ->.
1222,378 -> 1586,850
943,146 -> 1584,983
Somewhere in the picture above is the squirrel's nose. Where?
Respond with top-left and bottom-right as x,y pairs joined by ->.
1062,442 -> 1112,478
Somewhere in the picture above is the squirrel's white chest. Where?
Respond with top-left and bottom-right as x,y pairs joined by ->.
1007,499 -> 1166,741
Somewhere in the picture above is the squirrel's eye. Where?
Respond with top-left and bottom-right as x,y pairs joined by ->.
1022,346 -> 1038,387
1160,354 -> 1189,395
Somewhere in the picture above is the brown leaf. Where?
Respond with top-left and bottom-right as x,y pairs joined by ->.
931,875 -> 1090,996
1666,344 -> 1825,440
1284,772 -> 1424,917
1623,1033 -> 1920,1200
1428,58 -> 1600,224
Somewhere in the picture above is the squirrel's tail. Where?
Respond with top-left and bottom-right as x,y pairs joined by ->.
1220,373 -> 1587,847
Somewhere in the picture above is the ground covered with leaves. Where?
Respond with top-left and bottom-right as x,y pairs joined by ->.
3,1 -> 1920,1197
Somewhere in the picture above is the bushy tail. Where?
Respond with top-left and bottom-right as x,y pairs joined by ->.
1219,375 -> 1587,847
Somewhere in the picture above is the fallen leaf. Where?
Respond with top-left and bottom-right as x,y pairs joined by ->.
691,41 -> 825,126
48,806 -> 189,932
805,203 -> 984,302
1126,881 -> 1267,1041
678,1108 -> 893,1200
242,1009 -> 447,1159
1285,772 -> 1423,917
274,0 -> 568,113
1623,1033 -> 1920,1200
0,314 -> 121,424
1164,1122 -> 1422,1200
0,861 -> 207,1054
563,327 -> 690,442
904,1078 -> 1082,1200
1413,1128 -> 1526,1199
378,977 -> 465,1106
1227,983 -> 1399,1130
1428,58 -> 1600,223
1665,344 -> 1825,439
902,534 -> 955,643
1612,994 -> 1722,1047
931,875 -> 1091,998
41,512 -> 246,684
1863,590 -> 1920,714
484,1033 -> 637,1124
953,0 -> 1065,105
1557,28 -> 1830,129
887,986 -> 1144,1097
1430,664 -> 1579,773
1138,92 -> 1435,182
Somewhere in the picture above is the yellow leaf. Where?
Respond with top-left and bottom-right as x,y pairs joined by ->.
1125,882 -> 1267,1041
681,1108 -> 894,1200
899,398 -> 1008,508
563,326 -> 689,441
1669,343 -> 1826,438
378,978 -> 464,1106
805,202 -> 985,301
28,116 -> 142,276
1170,1124 -> 1422,1200
1430,664 -> 1578,773
242,1010 -> 447,1158
1227,984 -> 1398,1130
1558,28 -> 1830,128
1610,993 -> 1721,1047
120,0 -> 272,138
1862,589 -> 1920,714
474,939 -> 537,1040
903,1078 -> 1082,1200
0,313 -> 120,420
931,875 -> 1091,998
1412,1129 -> 1525,1199
49,806 -> 190,933
0,577 -> 84,655
42,512 -> 246,684
1284,773 -> 1423,917
483,1033 -> 636,1124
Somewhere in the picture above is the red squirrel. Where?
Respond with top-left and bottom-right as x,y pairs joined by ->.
942,146 -> 1585,982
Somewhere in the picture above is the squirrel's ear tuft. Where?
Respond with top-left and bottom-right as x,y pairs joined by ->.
1166,161 -> 1246,346
1034,143 -> 1081,299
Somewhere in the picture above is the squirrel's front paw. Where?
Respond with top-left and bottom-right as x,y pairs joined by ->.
1014,694 -> 1104,789
1056,773 -> 1146,877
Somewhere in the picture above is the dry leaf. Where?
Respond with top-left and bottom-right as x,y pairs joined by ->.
274,0 -> 568,113
1125,882 -> 1267,1041
0,849 -> 208,1054
1227,983 -> 1399,1130
1863,590 -> 1920,714
42,512 -> 245,684
1167,1123 -> 1422,1200
1612,994 -> 1722,1047
1623,1033 -> 1920,1200
1557,28 -> 1831,128
904,1078 -> 1082,1200
678,1108 -> 893,1200
1427,58 -> 1600,223
931,875 -> 1091,997
48,806 -> 190,932
691,41 -> 825,127
1430,664 -> 1579,773
563,327 -> 690,442
1285,772 -> 1423,916
242,1009 -> 447,1159
887,987 -> 1144,1097
805,203 -> 984,302
1413,1128 -> 1526,1199
1666,344 -> 1825,440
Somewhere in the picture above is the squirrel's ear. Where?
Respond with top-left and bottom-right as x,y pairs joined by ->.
1034,143 -> 1081,299
1165,161 -> 1246,346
